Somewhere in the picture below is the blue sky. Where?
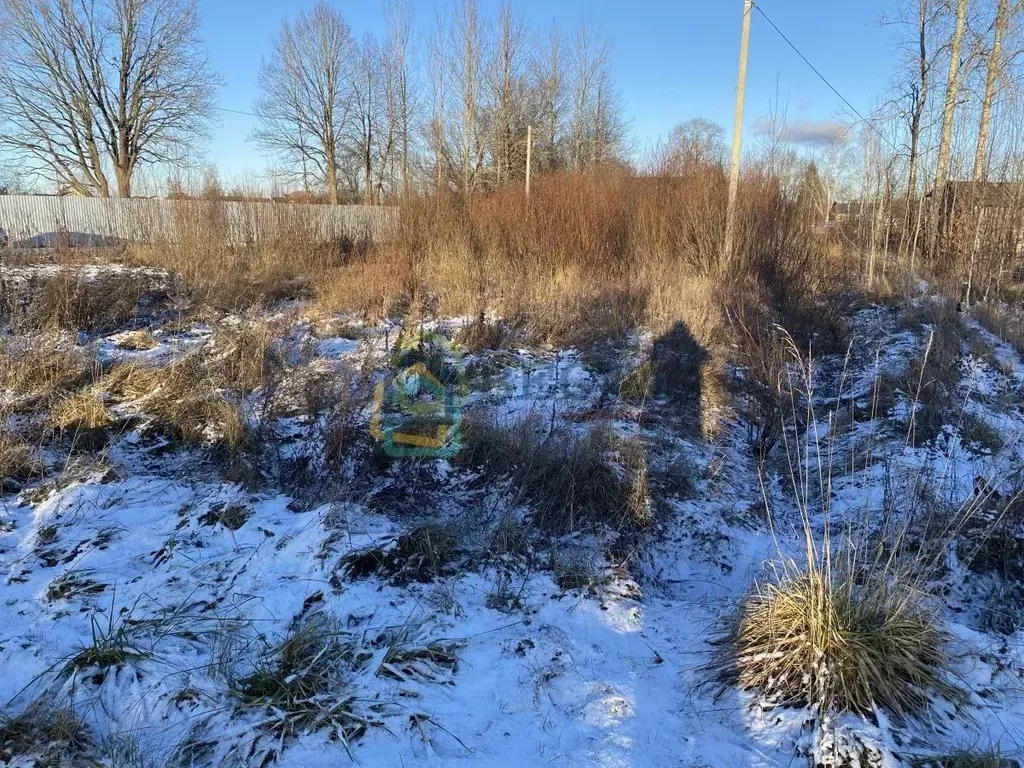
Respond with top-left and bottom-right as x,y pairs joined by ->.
201,0 -> 895,178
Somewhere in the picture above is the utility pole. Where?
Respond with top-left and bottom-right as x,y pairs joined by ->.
526,125 -> 533,197
724,0 -> 754,265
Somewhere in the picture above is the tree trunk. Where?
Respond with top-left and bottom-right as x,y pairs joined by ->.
904,0 -> 930,261
932,0 -> 969,254
973,0 -> 1008,182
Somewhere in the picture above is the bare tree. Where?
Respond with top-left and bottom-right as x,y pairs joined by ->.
656,118 -> 727,175
933,0 -> 970,222
488,1 -> 528,186
530,25 -> 567,173
350,33 -> 382,204
253,2 -> 353,205
973,0 -> 1012,181
568,21 -> 624,170
384,0 -> 416,197
453,0 -> 487,194
0,0 -> 218,197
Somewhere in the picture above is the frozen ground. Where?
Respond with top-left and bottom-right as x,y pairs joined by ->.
4,275 -> 1024,767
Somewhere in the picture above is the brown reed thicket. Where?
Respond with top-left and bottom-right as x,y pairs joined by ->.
318,169 -> 855,351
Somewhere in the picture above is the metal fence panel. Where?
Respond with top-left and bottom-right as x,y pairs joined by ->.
0,195 -> 397,247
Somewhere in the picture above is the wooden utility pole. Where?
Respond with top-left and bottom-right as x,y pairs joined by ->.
526,125 -> 533,197
724,0 -> 754,265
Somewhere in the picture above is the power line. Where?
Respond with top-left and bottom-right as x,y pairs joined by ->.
215,106 -> 258,118
754,3 -> 901,154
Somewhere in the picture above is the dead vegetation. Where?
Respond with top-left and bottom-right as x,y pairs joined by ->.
340,523 -> 460,585
0,702 -> 95,766
0,431 -> 40,489
0,268 -> 159,333
0,338 -> 96,413
458,415 -> 651,534
718,564 -> 961,721
229,615 -> 371,750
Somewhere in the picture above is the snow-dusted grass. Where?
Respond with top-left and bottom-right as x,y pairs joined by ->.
4,271 -> 1024,766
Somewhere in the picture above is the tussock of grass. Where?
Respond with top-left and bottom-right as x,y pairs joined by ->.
340,523 -> 459,585
459,415 -> 651,533
0,338 -> 94,412
62,611 -> 150,676
231,615 -> 370,746
50,391 -> 114,432
0,431 -> 40,486
108,356 -> 249,449
0,702 -> 94,765
374,625 -> 460,684
113,329 -> 159,350
718,566 -> 961,720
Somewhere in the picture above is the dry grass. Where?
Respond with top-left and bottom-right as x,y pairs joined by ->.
106,355 -> 249,449
230,615 -> 368,747
972,301 -> 1024,358
0,337 -> 96,414
112,329 -> 159,351
0,702 -> 94,765
904,303 -> 968,446
719,565 -> 960,720
0,431 -> 40,486
128,203 -> 361,311
316,172 -> 845,350
50,391 -> 114,432
0,269 -> 153,333
458,415 -> 651,534
205,319 -> 286,396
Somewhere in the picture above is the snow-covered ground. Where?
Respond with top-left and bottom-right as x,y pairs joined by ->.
4,272 -> 1024,767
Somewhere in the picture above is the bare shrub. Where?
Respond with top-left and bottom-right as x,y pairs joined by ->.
316,171 -> 839,349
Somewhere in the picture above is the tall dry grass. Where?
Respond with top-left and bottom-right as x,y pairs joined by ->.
317,170 -> 853,351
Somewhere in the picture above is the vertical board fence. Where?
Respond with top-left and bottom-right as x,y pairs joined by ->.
0,196 -> 397,247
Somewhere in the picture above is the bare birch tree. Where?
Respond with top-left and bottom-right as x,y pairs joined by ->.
253,2 -> 353,205
932,0 -> 970,248
973,0 -> 1012,181
0,0 -> 219,197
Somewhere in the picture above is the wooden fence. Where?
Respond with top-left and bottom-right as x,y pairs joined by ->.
0,195 -> 397,247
